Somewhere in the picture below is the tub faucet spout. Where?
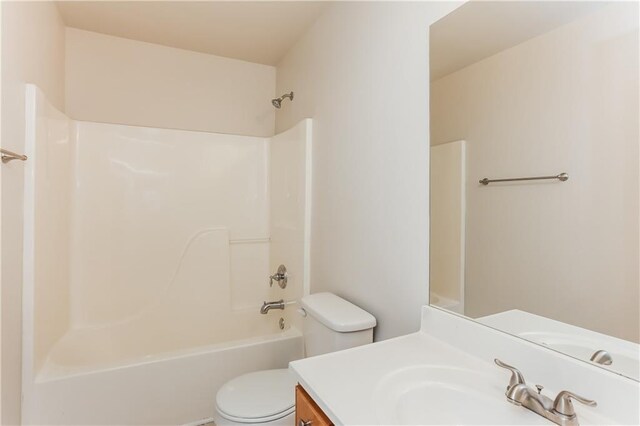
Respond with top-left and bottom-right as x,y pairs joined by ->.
260,299 -> 285,314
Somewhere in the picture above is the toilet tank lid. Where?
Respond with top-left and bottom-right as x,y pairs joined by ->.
301,292 -> 376,332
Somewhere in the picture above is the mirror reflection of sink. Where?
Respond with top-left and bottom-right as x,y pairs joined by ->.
372,365 -> 544,425
520,331 -> 639,379
478,310 -> 640,380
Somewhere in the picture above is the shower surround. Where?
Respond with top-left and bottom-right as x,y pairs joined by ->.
21,85 -> 311,424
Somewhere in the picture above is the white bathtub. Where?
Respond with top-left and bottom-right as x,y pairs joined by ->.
39,308 -> 295,379
25,315 -> 303,425
22,86 -> 310,425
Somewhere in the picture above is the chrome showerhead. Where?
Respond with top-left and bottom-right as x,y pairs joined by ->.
271,91 -> 294,109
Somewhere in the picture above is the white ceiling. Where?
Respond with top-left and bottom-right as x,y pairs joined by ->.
56,1 -> 328,66
430,1 -> 610,81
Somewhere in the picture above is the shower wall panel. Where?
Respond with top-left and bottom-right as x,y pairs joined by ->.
23,85 -> 73,373
269,119 -> 312,310
69,122 -> 270,327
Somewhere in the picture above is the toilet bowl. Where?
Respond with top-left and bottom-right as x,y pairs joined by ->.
214,292 -> 376,425
214,369 -> 296,425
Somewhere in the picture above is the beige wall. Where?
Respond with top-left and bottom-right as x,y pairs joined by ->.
66,28 -> 276,137
431,3 -> 639,342
1,2 -> 66,423
276,2 -> 461,341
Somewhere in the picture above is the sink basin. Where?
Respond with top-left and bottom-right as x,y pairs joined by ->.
372,365 -> 545,425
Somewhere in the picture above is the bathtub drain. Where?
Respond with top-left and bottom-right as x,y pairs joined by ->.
279,317 -> 285,330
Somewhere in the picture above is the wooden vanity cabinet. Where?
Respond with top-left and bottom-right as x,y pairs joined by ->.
295,384 -> 333,426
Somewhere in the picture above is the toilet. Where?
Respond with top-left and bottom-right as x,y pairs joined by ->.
214,292 -> 376,425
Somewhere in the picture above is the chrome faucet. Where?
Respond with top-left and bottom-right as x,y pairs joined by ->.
260,299 -> 285,314
495,359 -> 597,426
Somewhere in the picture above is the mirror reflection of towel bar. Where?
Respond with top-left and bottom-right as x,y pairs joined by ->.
479,172 -> 568,185
1,148 -> 28,163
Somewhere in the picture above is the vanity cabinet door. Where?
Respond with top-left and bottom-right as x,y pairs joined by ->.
295,384 -> 333,426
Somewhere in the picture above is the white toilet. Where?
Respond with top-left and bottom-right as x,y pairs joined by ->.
214,292 -> 376,425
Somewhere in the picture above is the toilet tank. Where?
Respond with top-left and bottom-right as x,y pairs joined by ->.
300,292 -> 376,357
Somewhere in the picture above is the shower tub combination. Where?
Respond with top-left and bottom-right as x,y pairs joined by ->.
22,85 -> 312,425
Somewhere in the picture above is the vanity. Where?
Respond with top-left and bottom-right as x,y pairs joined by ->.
291,307 -> 639,425
295,385 -> 332,426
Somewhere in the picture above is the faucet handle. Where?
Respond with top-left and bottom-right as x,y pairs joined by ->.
553,391 -> 597,417
269,265 -> 288,288
494,359 -> 526,388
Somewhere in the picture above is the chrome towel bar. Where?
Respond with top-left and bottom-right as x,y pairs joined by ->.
1,148 -> 28,163
479,172 -> 568,185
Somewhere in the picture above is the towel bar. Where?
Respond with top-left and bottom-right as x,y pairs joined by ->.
479,172 -> 568,185
1,148 -> 28,163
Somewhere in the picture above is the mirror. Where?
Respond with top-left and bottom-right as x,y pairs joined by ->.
429,1 -> 639,380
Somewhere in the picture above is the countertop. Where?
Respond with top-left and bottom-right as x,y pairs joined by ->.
289,306 -> 639,425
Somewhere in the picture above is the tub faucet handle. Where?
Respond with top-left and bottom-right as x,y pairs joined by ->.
269,264 -> 288,289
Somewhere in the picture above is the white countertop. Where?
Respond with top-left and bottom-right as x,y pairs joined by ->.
291,332 -> 548,425
289,306 -> 639,425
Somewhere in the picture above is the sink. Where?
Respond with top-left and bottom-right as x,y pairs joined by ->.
290,309 -> 637,425
371,364 -> 613,425
372,365 -> 545,425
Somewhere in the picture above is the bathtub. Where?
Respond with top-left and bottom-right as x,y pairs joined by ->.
22,85 -> 311,425
24,311 -> 303,425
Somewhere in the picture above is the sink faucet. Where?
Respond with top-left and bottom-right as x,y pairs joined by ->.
495,359 -> 597,426
260,299 -> 285,314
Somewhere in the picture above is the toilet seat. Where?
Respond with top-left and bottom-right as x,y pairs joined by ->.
216,369 -> 296,424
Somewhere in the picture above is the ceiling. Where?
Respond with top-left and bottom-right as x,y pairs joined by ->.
57,1 -> 328,66
430,1 -> 610,81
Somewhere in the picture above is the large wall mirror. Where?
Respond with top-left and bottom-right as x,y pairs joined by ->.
429,1 -> 639,380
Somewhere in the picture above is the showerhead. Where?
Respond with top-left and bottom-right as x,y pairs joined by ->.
271,91 -> 294,109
